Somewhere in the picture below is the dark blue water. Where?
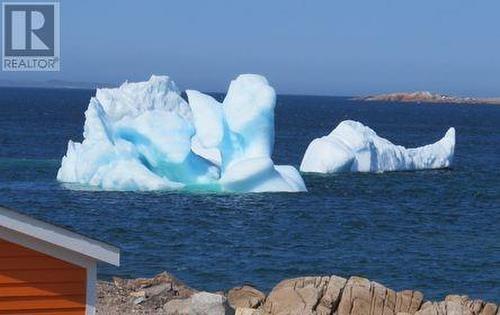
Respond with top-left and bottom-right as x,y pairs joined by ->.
0,87 -> 498,301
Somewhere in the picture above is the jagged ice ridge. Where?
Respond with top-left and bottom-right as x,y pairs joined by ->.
57,74 -> 307,192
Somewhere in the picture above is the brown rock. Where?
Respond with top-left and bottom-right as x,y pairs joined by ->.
317,275 -> 348,315
337,277 -> 372,315
263,275 -> 347,315
337,276 -> 423,315
227,285 -> 266,309
98,272 -> 498,315
415,300 -> 470,315
235,308 -> 264,315
397,290 -> 424,314
416,296 -> 498,315
480,303 -> 498,315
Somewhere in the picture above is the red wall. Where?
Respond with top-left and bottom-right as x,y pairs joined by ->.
0,239 -> 86,314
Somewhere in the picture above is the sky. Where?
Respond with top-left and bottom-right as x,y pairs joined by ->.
1,0 -> 499,96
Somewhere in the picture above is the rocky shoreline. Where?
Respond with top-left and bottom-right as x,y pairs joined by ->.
96,272 -> 498,315
355,91 -> 500,105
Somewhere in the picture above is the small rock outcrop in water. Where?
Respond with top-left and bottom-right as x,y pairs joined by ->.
356,91 -> 500,105
96,272 -> 498,315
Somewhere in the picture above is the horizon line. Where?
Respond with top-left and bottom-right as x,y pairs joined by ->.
0,79 -> 498,100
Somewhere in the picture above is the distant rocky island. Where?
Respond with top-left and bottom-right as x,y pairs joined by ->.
356,91 -> 500,105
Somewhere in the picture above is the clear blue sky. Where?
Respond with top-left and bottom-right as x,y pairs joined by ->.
2,0 -> 500,96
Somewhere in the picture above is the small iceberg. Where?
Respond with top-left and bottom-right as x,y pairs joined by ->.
300,120 -> 455,174
57,74 -> 306,193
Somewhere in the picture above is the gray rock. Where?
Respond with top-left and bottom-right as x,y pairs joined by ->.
164,298 -> 192,315
133,296 -> 146,305
164,291 -> 234,315
114,271 -> 195,298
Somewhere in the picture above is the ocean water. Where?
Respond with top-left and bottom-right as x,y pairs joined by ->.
0,87 -> 498,301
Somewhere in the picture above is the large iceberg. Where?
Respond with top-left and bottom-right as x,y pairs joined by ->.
300,120 -> 455,173
57,74 -> 306,193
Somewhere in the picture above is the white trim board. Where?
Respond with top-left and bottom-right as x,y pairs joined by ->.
86,261 -> 97,315
0,206 -> 120,266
